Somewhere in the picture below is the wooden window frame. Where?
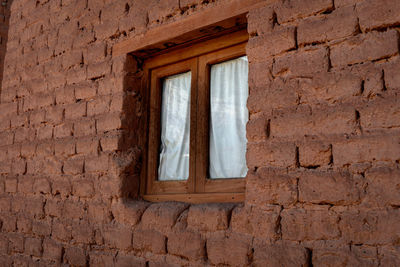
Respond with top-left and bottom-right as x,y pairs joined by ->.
141,30 -> 248,203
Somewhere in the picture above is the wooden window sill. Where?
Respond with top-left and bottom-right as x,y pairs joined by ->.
142,193 -> 245,204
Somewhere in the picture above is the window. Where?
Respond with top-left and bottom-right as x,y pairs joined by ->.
142,30 -> 249,203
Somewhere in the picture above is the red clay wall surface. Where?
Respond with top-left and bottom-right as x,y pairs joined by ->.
0,0 -> 400,266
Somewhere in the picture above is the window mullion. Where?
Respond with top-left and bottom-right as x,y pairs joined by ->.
187,57 -> 198,193
195,55 -> 210,193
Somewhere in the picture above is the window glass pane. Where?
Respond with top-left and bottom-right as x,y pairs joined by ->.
209,56 -> 248,179
158,71 -> 191,181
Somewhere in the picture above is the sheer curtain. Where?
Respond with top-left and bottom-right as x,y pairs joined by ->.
209,56 -> 249,178
158,71 -> 191,181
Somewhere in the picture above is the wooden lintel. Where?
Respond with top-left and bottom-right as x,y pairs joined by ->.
112,0 -> 266,58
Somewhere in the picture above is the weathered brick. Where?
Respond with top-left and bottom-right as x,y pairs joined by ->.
64,247 -> 87,266
272,46 -> 329,77
72,221 -> 94,243
75,82 -> 97,100
15,127 -> 35,143
384,56 -> 400,90
148,0 -> 180,23
25,196 -> 45,218
17,216 -> 32,234
86,42 -> 107,64
247,4 -> 274,36
5,178 -> 17,193
338,208 -> 400,244
51,176 -> 72,197
247,141 -> 296,168
299,141 -> 331,167
363,167 -> 400,207
64,199 -> 86,220
299,170 -> 363,205
8,233 -> 24,253
43,238 -> 63,261
18,176 -> 34,194
0,102 -> 17,120
36,141 -> 54,157
111,200 -> 150,226
141,202 -> 188,233
247,26 -> 296,61
335,0 -> 363,7
248,76 -> 296,113
54,139 -> 75,156
12,196 -> 26,213
103,225 -> 132,250
25,237 -> 42,257
45,198 -> 64,218
187,203 -> 233,232
55,86 -> 75,105
0,131 -> 14,146
246,168 -> 297,206
20,143 -> 36,158
380,246 -> 400,266
333,135 -> 400,166
298,6 -> 358,46
89,251 -> 114,267
62,49 -> 83,69
11,158 -> 26,175
0,233 -> 8,254
115,253 -> 146,267
74,118 -> 96,137
96,113 -> 122,132
98,175 -> 121,198
88,201 -> 109,222
54,123 -> 73,138
231,205 -> 281,239
63,157 -> 84,175
33,178 -> 51,194
0,161 -> 11,175
100,134 -> 120,151
275,0 -> 333,23
360,97 -> 400,130
207,232 -> 251,266
330,30 -> 399,67
271,105 -> 356,138
85,154 -> 109,173
65,102 -> 86,120
357,0 -> 400,31
87,61 -> 111,79
32,219 -> 52,237
87,96 -> 110,116
253,242 -> 309,267
76,137 -> 98,155
298,70 -> 362,105
52,220 -> 72,241
45,106 -> 64,124
132,229 -> 166,254
168,231 -> 204,261
281,206 -> 340,241
312,243 -> 378,267
72,179 -> 94,198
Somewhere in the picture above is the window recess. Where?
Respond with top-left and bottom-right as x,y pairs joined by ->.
143,31 -> 248,203
112,0 -> 263,203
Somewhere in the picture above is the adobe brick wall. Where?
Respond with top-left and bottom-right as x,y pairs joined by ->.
0,0 -> 399,266
0,0 -> 10,94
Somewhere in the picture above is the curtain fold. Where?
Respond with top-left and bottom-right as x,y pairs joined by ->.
209,56 -> 249,179
158,71 -> 191,181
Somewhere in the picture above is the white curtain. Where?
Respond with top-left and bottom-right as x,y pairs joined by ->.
209,56 -> 248,179
158,71 -> 191,181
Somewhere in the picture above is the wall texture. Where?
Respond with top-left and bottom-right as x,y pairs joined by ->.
0,0 -> 400,266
